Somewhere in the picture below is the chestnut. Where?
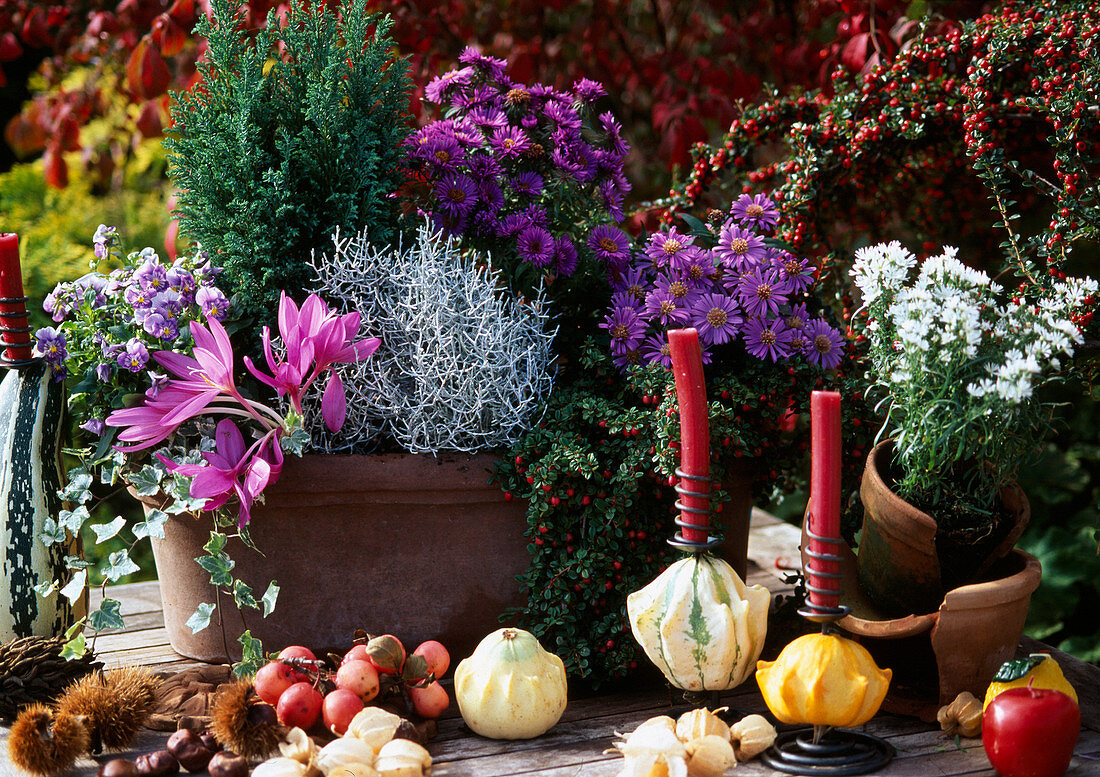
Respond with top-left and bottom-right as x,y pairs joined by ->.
166,728 -> 213,773
247,702 -> 278,728
207,751 -> 248,777
97,759 -> 138,777
200,732 -> 222,753
135,750 -> 180,777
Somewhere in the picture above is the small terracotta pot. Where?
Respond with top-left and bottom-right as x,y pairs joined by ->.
141,452 -> 530,663
857,439 -> 1030,617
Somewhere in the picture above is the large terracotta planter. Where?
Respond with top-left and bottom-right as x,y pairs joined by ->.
857,439 -> 1030,617
144,453 -> 529,663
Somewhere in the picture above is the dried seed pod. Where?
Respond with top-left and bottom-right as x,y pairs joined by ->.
729,714 -> 776,761
374,738 -> 432,777
278,727 -> 318,765
684,735 -> 736,777
7,703 -> 90,777
56,667 -> 161,752
344,707 -> 403,753
0,636 -> 102,721
937,692 -> 983,739
675,709 -> 730,743
209,679 -> 283,760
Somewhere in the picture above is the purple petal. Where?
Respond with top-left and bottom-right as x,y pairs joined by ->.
153,350 -> 202,379
159,388 -> 220,427
214,418 -> 247,463
189,466 -> 237,499
321,370 -> 347,432
242,456 -> 272,500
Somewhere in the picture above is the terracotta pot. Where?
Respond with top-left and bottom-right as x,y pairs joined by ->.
836,547 -> 1042,720
857,439 -> 1030,617
143,452 -> 529,663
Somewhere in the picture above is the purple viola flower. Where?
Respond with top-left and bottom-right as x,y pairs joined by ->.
511,172 -> 544,197
145,371 -> 169,400
167,267 -> 197,302
737,268 -> 790,318
124,283 -> 153,309
641,332 -> 673,368
133,256 -> 169,293
142,312 -> 170,340
690,293 -> 743,346
491,125 -> 529,157
645,228 -> 697,269
196,286 -> 229,320
80,417 -> 105,436
95,362 -> 113,382
644,286 -> 691,327
117,339 -> 150,372
435,172 -> 478,219
772,252 -> 815,294
93,224 -> 117,259
425,66 -> 474,104
714,222 -> 767,270
34,327 -> 67,364
74,273 -> 108,308
806,319 -> 846,369
730,193 -> 779,232
587,225 -> 632,267
458,46 -> 507,81
517,225 -> 555,268
744,317 -> 794,362
43,285 -> 74,322
573,77 -> 607,102
553,236 -> 578,276
600,305 -> 646,354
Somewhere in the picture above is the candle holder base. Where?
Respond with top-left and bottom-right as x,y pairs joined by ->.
0,296 -> 36,369
760,728 -> 893,776
667,467 -> 723,554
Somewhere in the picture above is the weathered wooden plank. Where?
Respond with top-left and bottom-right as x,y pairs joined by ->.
89,580 -> 164,616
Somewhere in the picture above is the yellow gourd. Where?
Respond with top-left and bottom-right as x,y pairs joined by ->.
983,654 -> 1077,711
454,627 -> 567,740
628,554 -> 770,692
755,632 -> 891,727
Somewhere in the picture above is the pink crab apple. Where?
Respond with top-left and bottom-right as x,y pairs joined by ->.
322,689 -> 365,735
276,682 -> 323,729
335,660 -> 380,703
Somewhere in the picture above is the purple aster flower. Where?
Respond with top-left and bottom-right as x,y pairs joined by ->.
655,274 -> 700,309
418,134 -> 465,172
510,171 -> 544,197
737,268 -> 790,318
545,101 -> 582,131
491,125 -> 529,157
645,227 -> 696,269
598,179 -> 626,222
118,339 -> 150,372
743,317 -> 794,362
788,329 -> 809,356
613,346 -> 645,371
425,66 -> 474,104
553,236 -> 579,276
730,193 -> 779,232
670,246 -> 714,283
714,222 -> 767,270
773,252 -> 816,294
467,153 -> 503,181
806,319 -> 846,369
468,106 -> 508,131
517,225 -> 555,268
436,172 -> 478,218
458,46 -> 507,81
644,286 -> 692,327
80,418 -> 106,436
477,179 -> 504,213
520,203 -> 548,227
587,225 -> 632,267
520,112 -> 539,130
610,291 -> 643,312
95,362 -> 113,382
690,293 -> 743,345
640,332 -> 673,368
550,145 -> 585,181
783,303 -> 811,331
196,286 -> 229,321
600,111 -> 630,156
498,212 -> 529,238
450,118 -> 484,149
145,371 -> 169,400
612,266 -> 650,305
34,327 -> 67,364
573,77 -> 607,102
600,305 -> 646,354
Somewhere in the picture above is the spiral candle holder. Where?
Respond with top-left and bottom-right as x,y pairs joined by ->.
667,467 -> 723,554
0,296 -> 37,369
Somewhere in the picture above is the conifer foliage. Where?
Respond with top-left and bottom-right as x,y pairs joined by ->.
166,0 -> 411,327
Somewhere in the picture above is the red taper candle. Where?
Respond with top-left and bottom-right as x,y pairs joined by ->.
667,328 -> 710,544
808,390 -> 842,608
0,233 -> 33,363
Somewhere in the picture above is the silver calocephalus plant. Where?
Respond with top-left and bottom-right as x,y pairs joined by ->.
304,221 -> 555,453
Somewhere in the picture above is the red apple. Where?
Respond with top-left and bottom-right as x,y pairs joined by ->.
409,681 -> 449,719
276,681 -> 323,730
322,688 -> 364,735
335,659 -> 381,703
341,644 -> 370,665
983,686 -> 1080,777
413,640 -> 450,678
254,661 -> 297,705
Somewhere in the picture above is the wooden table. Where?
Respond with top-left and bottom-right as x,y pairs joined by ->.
3,512 -> 1099,776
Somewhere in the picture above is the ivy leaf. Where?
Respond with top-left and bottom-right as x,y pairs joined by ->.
187,602 -> 217,634
88,598 -> 125,631
91,517 -> 127,544
129,464 -> 164,497
60,631 -> 87,661
40,518 -> 68,547
34,580 -> 58,599
204,532 -> 227,555
60,570 -> 87,603
59,505 -> 90,535
279,426 -> 311,456
234,630 -> 265,678
59,470 -> 94,503
261,581 -> 280,618
232,580 -> 258,610
196,553 -> 234,587
64,555 -> 93,570
133,509 -> 169,540
104,549 -> 141,582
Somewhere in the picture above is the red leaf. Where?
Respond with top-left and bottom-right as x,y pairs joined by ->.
0,32 -> 23,62
4,113 -> 46,157
127,36 -> 171,99
168,0 -> 196,27
136,101 -> 163,138
21,7 -> 51,48
840,32 -> 872,71
43,146 -> 69,189
86,12 -> 119,39
152,14 -> 188,57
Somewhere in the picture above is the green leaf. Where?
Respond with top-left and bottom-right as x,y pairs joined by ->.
992,655 -> 1048,682
59,470 -> 94,503
60,570 -> 87,603
91,516 -> 127,544
133,509 -> 169,540
34,580 -> 58,599
261,581 -> 280,617
187,602 -> 217,634
234,630 -> 265,678
232,579 -> 258,610
64,555 -> 93,570
88,598 -> 125,631
129,464 -> 164,497
196,553 -> 235,587
60,632 -> 87,661
104,549 -> 141,582
204,532 -> 227,555
59,505 -> 90,535
40,518 -> 68,547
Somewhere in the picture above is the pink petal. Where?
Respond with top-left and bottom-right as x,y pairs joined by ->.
189,466 -> 237,499
214,418 -> 247,463
153,350 -> 202,379
244,355 -> 280,392
351,337 -> 380,362
279,292 -> 300,351
202,493 -> 231,513
340,311 -> 361,340
159,388 -> 220,427
321,370 -> 347,432
299,294 -> 326,336
206,317 -> 236,374
242,455 -> 272,500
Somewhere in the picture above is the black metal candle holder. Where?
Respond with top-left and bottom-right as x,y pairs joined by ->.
761,524 -> 894,776
0,296 -> 37,369
666,467 -> 723,554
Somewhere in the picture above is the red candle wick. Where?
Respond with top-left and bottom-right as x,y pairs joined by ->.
668,328 -> 710,544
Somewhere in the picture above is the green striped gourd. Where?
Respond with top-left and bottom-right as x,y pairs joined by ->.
0,360 -> 72,641
627,553 -> 769,692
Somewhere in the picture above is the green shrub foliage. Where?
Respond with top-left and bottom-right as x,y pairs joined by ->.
166,0 -> 411,328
